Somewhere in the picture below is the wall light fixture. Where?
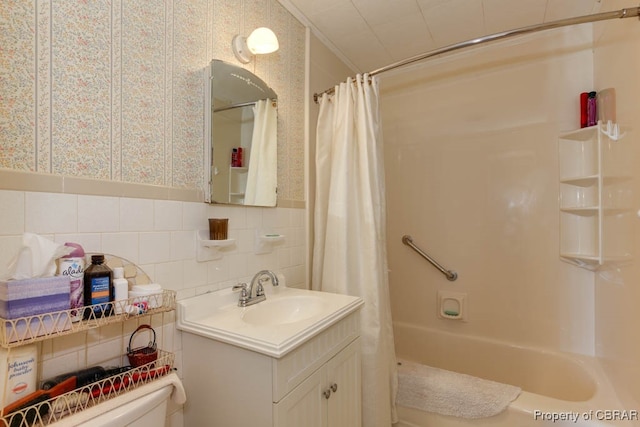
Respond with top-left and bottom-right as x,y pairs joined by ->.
232,27 -> 279,63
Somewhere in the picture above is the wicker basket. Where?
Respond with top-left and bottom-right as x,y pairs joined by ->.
126,324 -> 158,367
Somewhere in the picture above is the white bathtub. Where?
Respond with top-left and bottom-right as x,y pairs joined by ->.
393,322 -> 630,427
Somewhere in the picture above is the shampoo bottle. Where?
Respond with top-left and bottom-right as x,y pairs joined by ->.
579,92 -> 588,128
231,148 -> 238,167
83,254 -> 113,319
237,147 -> 243,167
587,91 -> 597,126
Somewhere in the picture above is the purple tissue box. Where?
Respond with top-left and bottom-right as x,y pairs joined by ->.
0,276 -> 71,319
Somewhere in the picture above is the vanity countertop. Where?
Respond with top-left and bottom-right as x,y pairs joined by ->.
176,284 -> 363,358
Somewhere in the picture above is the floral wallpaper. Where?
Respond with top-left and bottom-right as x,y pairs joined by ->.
1,0 -> 306,202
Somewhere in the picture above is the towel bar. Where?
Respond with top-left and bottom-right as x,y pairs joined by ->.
402,235 -> 458,281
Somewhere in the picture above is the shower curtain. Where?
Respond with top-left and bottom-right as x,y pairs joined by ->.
313,74 -> 398,426
245,99 -> 277,206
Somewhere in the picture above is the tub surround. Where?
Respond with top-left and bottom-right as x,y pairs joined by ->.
593,0 -> 640,410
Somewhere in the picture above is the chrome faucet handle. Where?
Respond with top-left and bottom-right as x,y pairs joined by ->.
232,283 -> 247,292
233,283 -> 250,305
256,283 -> 265,297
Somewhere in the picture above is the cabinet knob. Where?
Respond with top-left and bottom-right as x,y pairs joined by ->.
323,383 -> 338,399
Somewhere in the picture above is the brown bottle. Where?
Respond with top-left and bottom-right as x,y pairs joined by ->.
83,254 -> 113,319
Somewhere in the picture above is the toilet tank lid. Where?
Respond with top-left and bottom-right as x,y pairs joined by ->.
48,372 -> 186,426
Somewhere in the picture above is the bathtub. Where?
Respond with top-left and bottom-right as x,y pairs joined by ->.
393,322 -> 630,427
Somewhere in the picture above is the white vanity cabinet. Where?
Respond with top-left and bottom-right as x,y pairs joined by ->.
181,311 -> 361,427
274,338 -> 361,427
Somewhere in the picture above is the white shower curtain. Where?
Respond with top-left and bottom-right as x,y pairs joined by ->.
245,99 -> 277,206
313,74 -> 398,426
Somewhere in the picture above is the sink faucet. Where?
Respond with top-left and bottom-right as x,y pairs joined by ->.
251,270 -> 279,290
233,270 -> 279,307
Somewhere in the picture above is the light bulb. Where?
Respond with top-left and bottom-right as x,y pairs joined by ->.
246,27 -> 279,54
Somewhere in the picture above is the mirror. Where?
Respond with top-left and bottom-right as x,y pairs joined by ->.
206,59 -> 278,207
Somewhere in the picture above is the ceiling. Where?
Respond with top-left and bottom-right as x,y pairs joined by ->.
281,0 -> 602,73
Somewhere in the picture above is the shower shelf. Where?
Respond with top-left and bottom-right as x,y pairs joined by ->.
558,121 -> 633,270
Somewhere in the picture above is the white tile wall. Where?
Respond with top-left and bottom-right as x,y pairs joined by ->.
0,189 -> 306,399
0,190 -> 24,235
154,200 -> 183,231
78,195 -> 120,232
25,192 -> 78,234
120,198 -> 154,232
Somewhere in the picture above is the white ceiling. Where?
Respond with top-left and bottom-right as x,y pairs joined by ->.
281,0 -> 602,73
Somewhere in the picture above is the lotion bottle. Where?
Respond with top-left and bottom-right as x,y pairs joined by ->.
112,267 -> 128,315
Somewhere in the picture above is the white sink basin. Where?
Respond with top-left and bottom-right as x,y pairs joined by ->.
241,295 -> 328,326
176,284 -> 363,358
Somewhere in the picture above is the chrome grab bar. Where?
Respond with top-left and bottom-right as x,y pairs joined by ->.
402,235 -> 458,281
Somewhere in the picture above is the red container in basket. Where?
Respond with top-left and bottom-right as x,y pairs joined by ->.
127,324 -> 158,367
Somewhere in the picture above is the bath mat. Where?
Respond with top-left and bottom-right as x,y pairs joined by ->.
396,359 -> 521,419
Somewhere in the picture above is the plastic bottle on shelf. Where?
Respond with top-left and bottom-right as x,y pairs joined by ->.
231,148 -> 238,167
0,345 -> 37,406
579,92 -> 588,128
112,267 -> 128,315
587,91 -> 597,126
56,242 -> 85,322
83,255 -> 113,319
237,147 -> 243,167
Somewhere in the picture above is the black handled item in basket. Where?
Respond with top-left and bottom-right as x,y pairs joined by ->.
127,324 -> 158,367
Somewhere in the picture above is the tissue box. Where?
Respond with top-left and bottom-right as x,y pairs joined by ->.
0,276 -> 71,319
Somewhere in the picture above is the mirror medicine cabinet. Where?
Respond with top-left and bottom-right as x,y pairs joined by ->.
205,59 -> 278,207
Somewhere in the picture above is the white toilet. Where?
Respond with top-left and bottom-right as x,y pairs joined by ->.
56,372 -> 186,427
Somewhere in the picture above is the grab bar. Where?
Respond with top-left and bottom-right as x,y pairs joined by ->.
402,235 -> 458,281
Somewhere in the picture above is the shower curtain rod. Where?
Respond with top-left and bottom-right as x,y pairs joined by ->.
213,99 -> 277,113
313,5 -> 640,103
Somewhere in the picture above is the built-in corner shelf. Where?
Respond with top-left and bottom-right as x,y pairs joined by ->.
558,121 -> 633,270
197,230 -> 236,262
229,166 -> 248,203
255,230 -> 285,254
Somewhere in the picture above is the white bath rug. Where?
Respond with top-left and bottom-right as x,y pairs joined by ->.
396,359 -> 522,419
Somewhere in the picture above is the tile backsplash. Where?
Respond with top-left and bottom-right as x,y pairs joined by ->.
0,190 -> 306,297
0,188 -> 305,424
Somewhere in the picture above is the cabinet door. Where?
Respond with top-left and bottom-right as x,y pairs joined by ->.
274,368 -> 326,427
326,339 -> 361,427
